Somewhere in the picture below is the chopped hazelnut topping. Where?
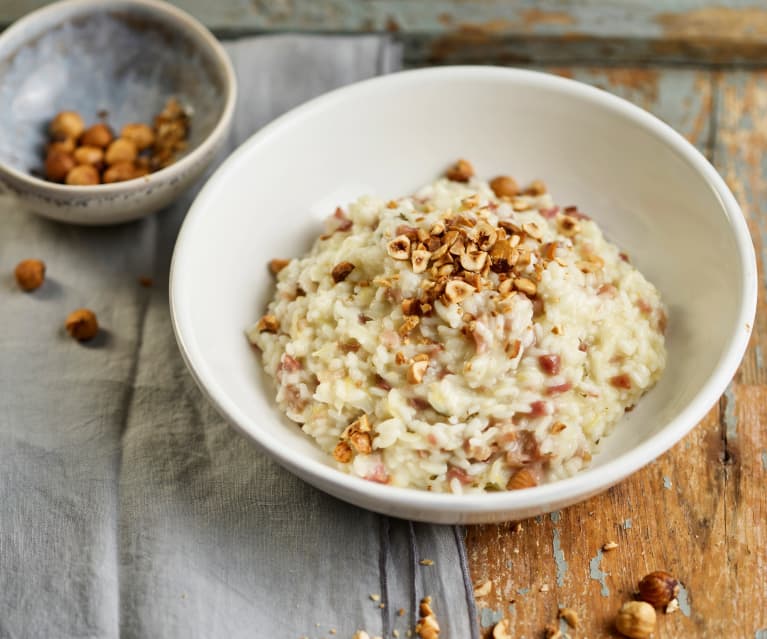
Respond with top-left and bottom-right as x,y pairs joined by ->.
399,315 -> 420,337
411,249 -> 431,273
558,215 -> 580,236
551,421 -> 567,433
269,258 -> 290,274
489,175 -> 518,198
513,277 -> 537,296
443,279 -> 475,304
445,158 -> 474,182
349,430 -> 372,454
331,261 -> 355,283
408,359 -> 429,384
511,197 -> 532,212
460,249 -> 487,272
430,221 -> 446,235
333,441 -> 353,462
387,235 -> 412,260
521,222 -> 543,240
256,315 -> 279,333
507,468 -> 537,490
525,179 -> 547,195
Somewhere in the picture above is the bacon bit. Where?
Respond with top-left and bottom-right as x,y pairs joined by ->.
620,252 -> 630,262
333,441 -> 352,463
359,313 -> 372,324
410,397 -> 431,411
447,466 -> 473,485
365,462 -> 390,484
598,283 -> 617,297
528,400 -> 548,418
281,354 -> 301,372
540,206 -> 559,219
446,158 -> 474,182
256,314 -> 279,333
269,258 -> 290,275
578,340 -> 589,352
538,354 -> 561,376
331,261 -> 355,283
547,381 -> 573,395
507,468 -> 537,490
564,205 -> 590,220
610,373 -> 632,390
637,298 -> 653,315
375,375 -> 392,391
381,330 -> 400,349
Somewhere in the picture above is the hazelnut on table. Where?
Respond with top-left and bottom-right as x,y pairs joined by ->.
14,259 -> 45,291
65,309 -> 99,341
615,601 -> 656,638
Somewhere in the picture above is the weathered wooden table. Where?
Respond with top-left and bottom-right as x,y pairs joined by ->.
4,2 -> 764,636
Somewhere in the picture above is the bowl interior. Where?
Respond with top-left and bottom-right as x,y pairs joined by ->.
172,68 -> 753,519
0,1 -> 227,176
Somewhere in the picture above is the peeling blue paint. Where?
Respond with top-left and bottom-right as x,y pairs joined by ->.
724,383 -> 738,442
761,450 -> 767,471
756,343 -> 764,371
552,527 -> 568,587
754,629 -> 767,639
663,476 -> 672,489
677,584 -> 691,617
506,559 -> 514,570
480,607 -> 503,627
623,518 -> 632,529
589,549 -> 610,596
550,510 -> 561,523
516,587 -> 530,596
535,515 -> 543,524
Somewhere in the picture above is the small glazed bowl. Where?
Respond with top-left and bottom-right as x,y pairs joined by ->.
0,0 -> 236,225
170,67 -> 757,524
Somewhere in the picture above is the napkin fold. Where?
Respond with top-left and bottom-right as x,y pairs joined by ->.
0,35 -> 478,639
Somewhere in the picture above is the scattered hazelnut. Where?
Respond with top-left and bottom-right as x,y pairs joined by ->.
48,137 -> 76,154
103,162 -> 138,184
256,314 -> 279,333
73,145 -> 104,167
615,601 -> 656,638
525,179 -> 547,196
49,111 -> 85,140
65,164 -> 100,186
44,149 -> 76,182
507,468 -> 537,490
269,258 -> 290,275
407,359 -> 429,384
637,571 -> 680,609
489,175 -> 518,198
513,277 -> 537,297
65,308 -> 99,341
445,158 -> 474,182
331,261 -> 355,283
104,138 -> 138,166
120,122 -> 155,150
14,259 -> 45,291
80,123 -> 114,148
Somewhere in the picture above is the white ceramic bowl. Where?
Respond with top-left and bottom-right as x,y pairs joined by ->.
170,67 -> 756,524
0,0 -> 236,225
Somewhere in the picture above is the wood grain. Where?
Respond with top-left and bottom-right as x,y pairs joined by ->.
6,1 -> 767,65
465,67 -> 767,638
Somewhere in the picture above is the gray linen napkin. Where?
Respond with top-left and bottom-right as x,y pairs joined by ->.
0,35 -> 478,639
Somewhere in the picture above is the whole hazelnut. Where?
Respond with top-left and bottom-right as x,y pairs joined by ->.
65,308 -> 99,341
615,601 -> 656,639
14,259 -> 46,291
103,161 -> 139,183
104,138 -> 138,166
121,123 -> 155,151
49,111 -> 85,140
44,149 -> 76,182
65,164 -> 100,186
490,175 -> 519,199
73,145 -> 104,167
48,137 -> 76,154
80,123 -> 113,148
637,571 -> 680,609
445,158 -> 474,182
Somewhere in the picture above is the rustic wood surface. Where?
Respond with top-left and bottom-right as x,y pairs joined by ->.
5,1 -> 767,65
465,66 -> 767,639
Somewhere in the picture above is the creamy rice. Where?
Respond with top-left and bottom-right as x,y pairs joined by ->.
248,166 -> 667,493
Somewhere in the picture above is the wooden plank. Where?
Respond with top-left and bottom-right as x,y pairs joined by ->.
4,1 -> 767,65
465,66 -> 765,638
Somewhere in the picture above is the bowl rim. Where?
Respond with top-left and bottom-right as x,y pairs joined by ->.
170,65 -> 757,517
0,0 -> 237,194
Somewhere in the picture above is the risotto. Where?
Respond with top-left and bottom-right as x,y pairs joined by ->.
248,161 -> 667,493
